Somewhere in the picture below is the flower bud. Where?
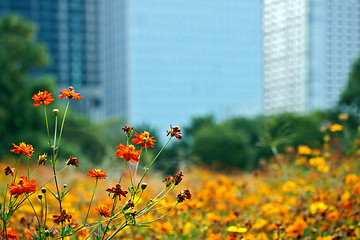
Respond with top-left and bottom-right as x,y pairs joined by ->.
141,182 -> 147,190
41,188 -> 47,193
122,200 -> 135,211
45,230 -> 50,236
63,184 -> 67,189
38,153 -> 47,165
53,109 -> 59,116
143,137 -> 147,143
38,194 -> 43,200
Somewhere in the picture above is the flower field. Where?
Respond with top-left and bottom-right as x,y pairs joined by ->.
1,87 -> 360,239
2,140 -> 360,239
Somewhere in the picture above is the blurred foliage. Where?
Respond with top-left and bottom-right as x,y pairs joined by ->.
339,56 -> 360,112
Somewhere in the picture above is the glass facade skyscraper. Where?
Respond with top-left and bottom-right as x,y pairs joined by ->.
263,0 -> 360,114
0,0 -> 102,120
127,0 -> 263,133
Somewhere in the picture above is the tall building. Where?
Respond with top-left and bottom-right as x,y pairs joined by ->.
263,0 -> 360,115
127,0 -> 263,134
0,0 -> 102,120
99,0 -> 128,120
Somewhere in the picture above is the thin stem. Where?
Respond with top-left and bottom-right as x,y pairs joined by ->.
44,105 -> 51,149
138,204 -> 178,225
52,164 -> 62,213
106,222 -> 127,240
29,165 -> 40,179
137,137 -> 172,187
55,99 -> 70,161
13,157 -> 21,183
26,194 -> 41,227
84,179 -> 98,224
44,192 -> 48,228
128,162 -> 134,187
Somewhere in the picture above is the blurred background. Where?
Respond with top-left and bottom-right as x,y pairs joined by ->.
1,0 -> 360,172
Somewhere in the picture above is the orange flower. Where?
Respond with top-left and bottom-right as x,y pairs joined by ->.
166,125 -> 182,140
95,206 -> 111,217
132,131 -> 156,148
10,142 -> 34,158
8,176 -> 37,196
32,91 -> 54,107
53,209 -> 72,223
58,86 -> 83,100
87,169 -> 107,179
285,218 -> 308,238
0,228 -> 19,240
115,144 -> 141,163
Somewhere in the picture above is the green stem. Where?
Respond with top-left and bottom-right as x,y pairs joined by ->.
29,165 -> 40,179
13,157 -> 21,183
44,105 -> 52,149
105,222 -> 127,240
128,162 -> 134,187
84,179 -> 98,224
137,137 -> 172,189
138,203 -> 178,225
54,99 -> 70,161
44,192 -> 48,228
26,194 -> 41,227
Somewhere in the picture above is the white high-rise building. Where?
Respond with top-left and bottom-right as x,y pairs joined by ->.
263,0 -> 360,115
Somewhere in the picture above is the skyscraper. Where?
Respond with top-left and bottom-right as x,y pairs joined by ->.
263,0 -> 360,115
0,0 -> 102,120
127,0 -> 263,133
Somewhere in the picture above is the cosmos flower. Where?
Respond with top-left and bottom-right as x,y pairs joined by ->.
8,176 -> 37,196
115,144 -> 141,163
32,91 -> 54,107
87,169 -> 107,179
10,142 -> 34,159
132,131 -> 156,148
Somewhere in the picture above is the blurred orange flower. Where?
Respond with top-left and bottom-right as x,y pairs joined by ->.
87,169 -> 107,179
58,86 -> 83,100
0,228 -> 19,240
285,218 -> 308,238
330,124 -> 343,132
132,131 -> 156,148
32,91 -> 54,107
8,176 -> 37,196
10,142 -> 34,158
115,144 -> 141,163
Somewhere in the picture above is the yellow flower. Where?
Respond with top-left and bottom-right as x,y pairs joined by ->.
330,124 -> 343,132
298,145 -> 312,155
227,226 -> 247,233
338,113 -> 349,121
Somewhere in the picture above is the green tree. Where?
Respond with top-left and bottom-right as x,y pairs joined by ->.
0,15 -> 53,158
339,56 -> 360,111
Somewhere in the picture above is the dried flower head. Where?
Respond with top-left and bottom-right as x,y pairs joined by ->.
122,125 -> 134,138
177,189 -> 191,203
53,209 -> 72,223
166,125 -> 182,140
173,171 -> 184,185
32,91 -> 54,107
66,156 -> 79,167
4,166 -> 15,176
106,184 -> 128,200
